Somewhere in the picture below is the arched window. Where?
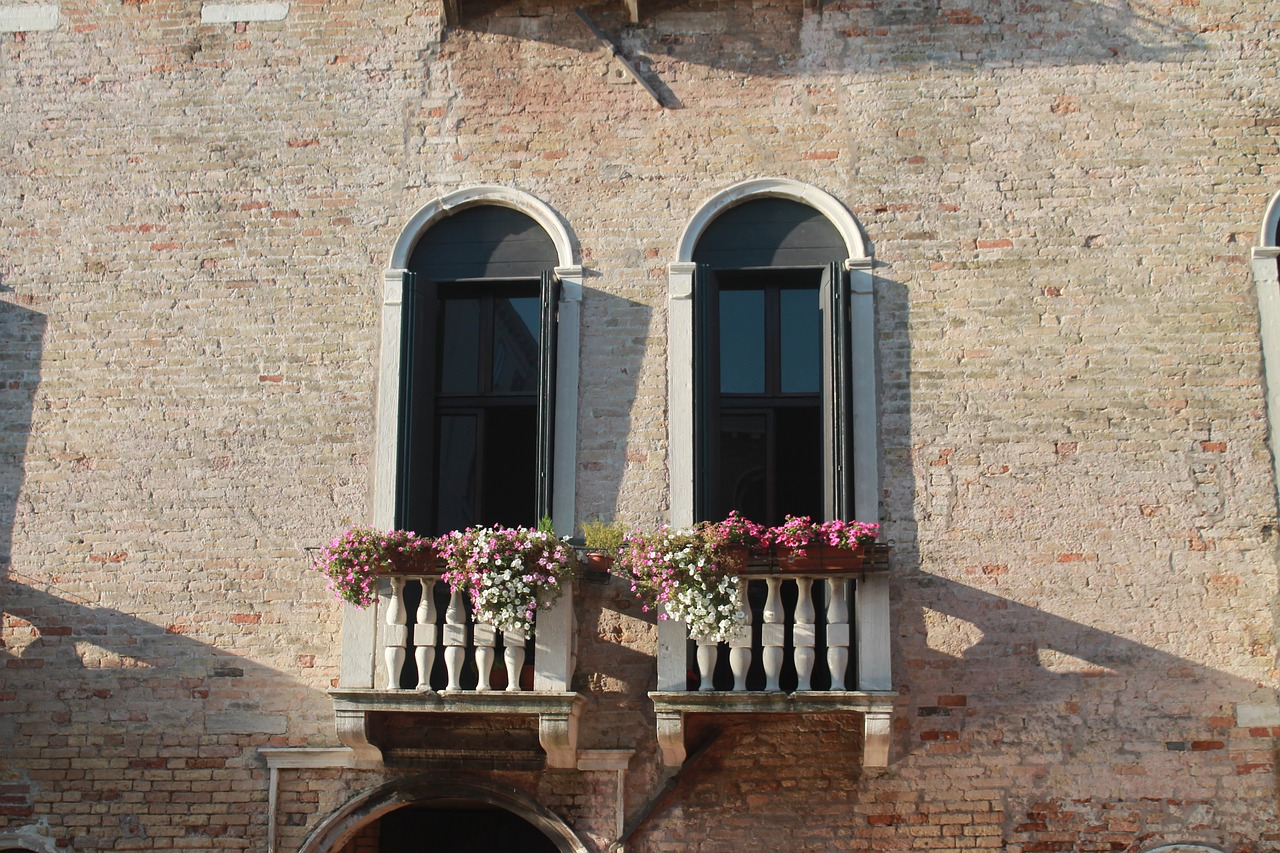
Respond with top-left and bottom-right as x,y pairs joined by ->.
692,198 -> 848,525
1251,188 -> 1280,512
668,179 -> 878,529
400,205 -> 559,534
371,188 -> 582,539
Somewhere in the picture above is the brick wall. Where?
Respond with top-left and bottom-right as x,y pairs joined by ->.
1,0 -> 1277,849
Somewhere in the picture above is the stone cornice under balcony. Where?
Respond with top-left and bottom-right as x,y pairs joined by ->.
649,690 -> 895,769
330,689 -> 587,770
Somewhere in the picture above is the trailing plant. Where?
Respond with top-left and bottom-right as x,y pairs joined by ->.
436,525 -> 578,636
618,523 -> 747,643
312,527 -> 434,609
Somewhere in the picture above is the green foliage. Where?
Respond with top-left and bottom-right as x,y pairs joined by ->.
581,518 -> 626,553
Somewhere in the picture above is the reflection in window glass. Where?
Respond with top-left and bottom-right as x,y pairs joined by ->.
492,296 -> 541,394
780,288 -> 820,394
720,290 -> 765,394
439,299 -> 480,394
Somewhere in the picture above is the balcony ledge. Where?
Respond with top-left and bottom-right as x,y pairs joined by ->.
330,689 -> 586,769
649,690 -> 895,769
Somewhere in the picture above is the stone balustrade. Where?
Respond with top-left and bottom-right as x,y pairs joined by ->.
382,576 -> 532,693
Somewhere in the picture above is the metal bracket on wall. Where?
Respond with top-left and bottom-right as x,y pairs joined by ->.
574,7 -> 668,109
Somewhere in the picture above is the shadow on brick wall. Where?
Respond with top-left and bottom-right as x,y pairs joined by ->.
0,299 -> 42,583
873,268 -> 1274,806
576,287 -> 653,526
443,0 -> 1201,79
0,302 -> 323,817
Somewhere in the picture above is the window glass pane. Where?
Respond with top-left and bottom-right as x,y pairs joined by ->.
492,295 -> 541,394
436,414 -> 477,533
780,287 -> 820,394
718,413 -> 767,522
719,290 -> 765,394
439,299 -> 480,394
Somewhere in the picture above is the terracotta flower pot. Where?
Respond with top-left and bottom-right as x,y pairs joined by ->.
584,551 -> 615,573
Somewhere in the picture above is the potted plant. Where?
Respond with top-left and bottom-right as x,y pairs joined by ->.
617,523 -> 748,643
312,527 -> 435,609
580,518 -> 627,578
435,525 -> 578,637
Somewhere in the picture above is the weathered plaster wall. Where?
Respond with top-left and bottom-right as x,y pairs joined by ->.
1,0 -> 1277,849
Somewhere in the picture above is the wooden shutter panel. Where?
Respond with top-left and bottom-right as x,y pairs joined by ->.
535,270 -> 560,523
693,264 -> 717,523
821,261 -> 853,521
396,271 -> 439,533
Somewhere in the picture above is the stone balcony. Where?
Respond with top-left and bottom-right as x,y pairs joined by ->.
331,573 -> 582,769
650,546 -> 894,768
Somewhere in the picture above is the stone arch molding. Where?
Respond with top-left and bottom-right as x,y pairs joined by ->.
297,774 -> 590,853
1251,188 -> 1280,514
1140,844 -> 1228,853
674,177 -> 871,264
389,185 -> 578,271
1260,188 -> 1280,248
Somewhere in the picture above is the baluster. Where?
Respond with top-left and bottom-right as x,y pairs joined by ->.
503,629 -> 527,692
695,638 -> 719,692
443,587 -> 467,691
728,579 -> 752,691
793,577 -> 816,692
384,576 -> 408,690
413,578 -> 437,691
761,577 -> 785,692
826,578 -> 850,690
473,622 -> 497,691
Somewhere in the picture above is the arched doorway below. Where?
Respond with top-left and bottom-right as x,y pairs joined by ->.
348,801 -> 560,853
302,774 -> 588,853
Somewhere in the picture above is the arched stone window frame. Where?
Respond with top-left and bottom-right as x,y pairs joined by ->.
297,774 -> 590,853
379,186 -> 583,536
1251,189 -> 1280,511
666,177 -> 878,530
338,185 -> 583,698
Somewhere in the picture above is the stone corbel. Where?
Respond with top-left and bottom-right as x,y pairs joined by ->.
863,710 -> 891,768
654,709 -> 686,767
538,706 -> 582,769
334,709 -> 382,767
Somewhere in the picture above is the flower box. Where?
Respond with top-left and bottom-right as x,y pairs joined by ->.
386,546 -> 440,575
773,543 -> 867,572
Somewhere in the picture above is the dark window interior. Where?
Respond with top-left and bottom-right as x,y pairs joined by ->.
433,281 -> 541,533
709,269 -> 823,525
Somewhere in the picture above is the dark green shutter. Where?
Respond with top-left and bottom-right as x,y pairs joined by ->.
396,271 -> 439,534
820,261 -> 853,521
535,271 -> 560,523
693,264 -> 717,523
